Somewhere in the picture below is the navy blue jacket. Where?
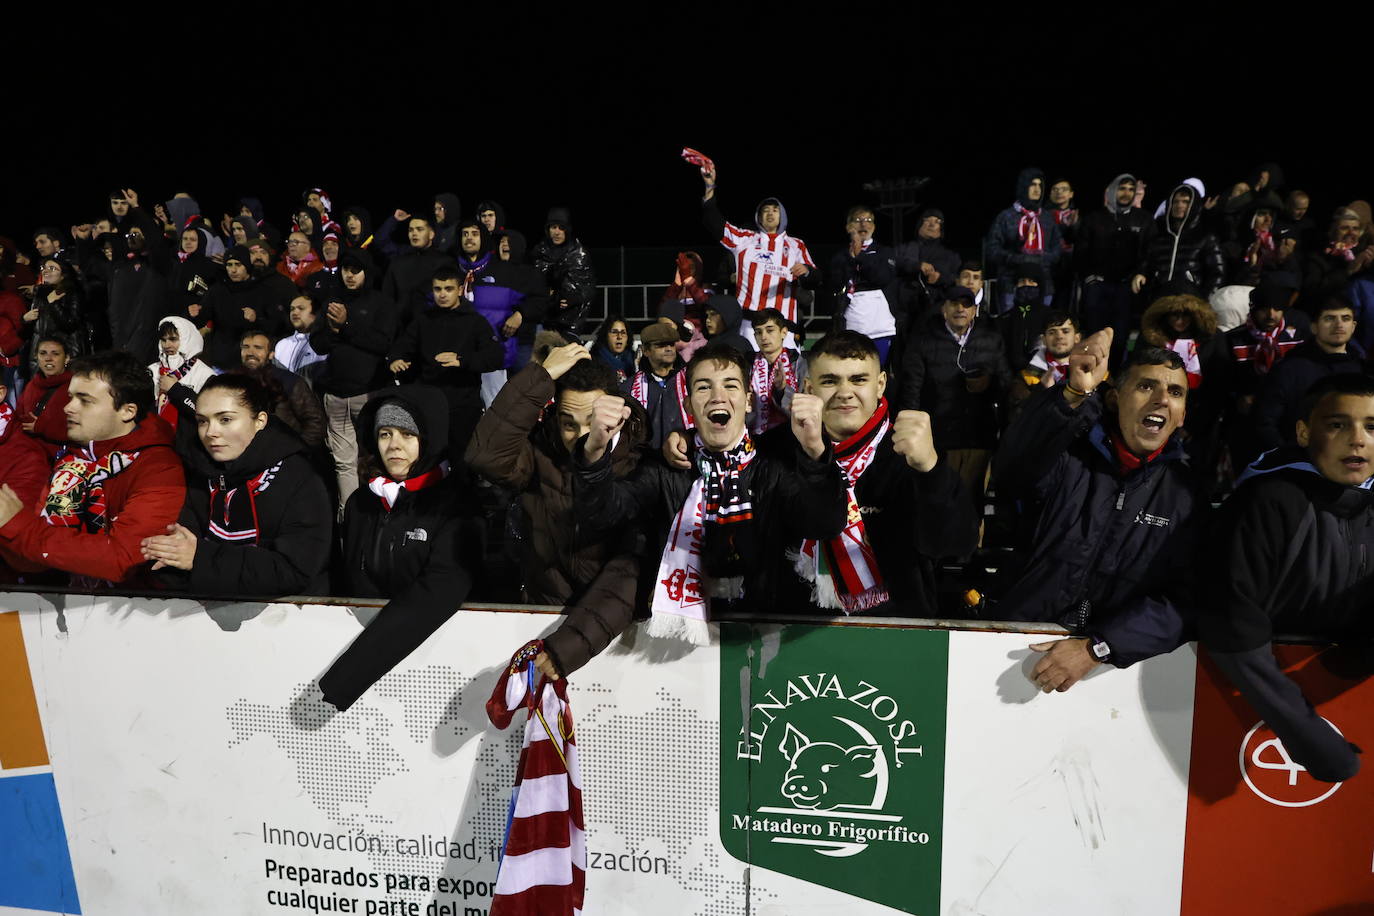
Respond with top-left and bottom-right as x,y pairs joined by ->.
993,385 -> 1206,665
1198,450 -> 1372,781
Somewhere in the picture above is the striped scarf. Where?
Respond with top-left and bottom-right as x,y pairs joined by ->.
42,445 -> 141,531
1013,202 -> 1044,253
487,640 -> 585,916
629,370 -> 694,430
648,431 -> 756,645
793,399 -> 891,614
1245,318 -> 1287,373
206,462 -> 283,543
750,350 -> 797,433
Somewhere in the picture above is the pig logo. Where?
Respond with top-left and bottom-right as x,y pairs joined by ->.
776,717 -> 889,813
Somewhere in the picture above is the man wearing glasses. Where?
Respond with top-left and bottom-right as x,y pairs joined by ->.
828,206 -> 900,366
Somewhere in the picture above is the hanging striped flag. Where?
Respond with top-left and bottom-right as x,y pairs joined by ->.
486,640 -> 585,916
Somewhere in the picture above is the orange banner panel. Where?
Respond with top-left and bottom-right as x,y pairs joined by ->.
0,611 -> 49,769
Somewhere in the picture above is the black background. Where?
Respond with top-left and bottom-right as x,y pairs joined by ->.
3,13 -> 1363,259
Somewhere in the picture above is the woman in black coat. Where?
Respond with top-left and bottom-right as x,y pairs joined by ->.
24,258 -> 91,365
319,385 -> 479,711
142,374 -> 332,597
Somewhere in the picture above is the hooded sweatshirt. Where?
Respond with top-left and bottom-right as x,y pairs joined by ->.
432,192 -> 463,254
985,167 -> 1062,304
458,221 -> 533,369
149,314 -> 216,427
1076,173 -> 1152,282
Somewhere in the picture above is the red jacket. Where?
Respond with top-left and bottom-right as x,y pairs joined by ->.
17,370 -> 72,460
0,290 -> 25,367
0,411 -> 51,507
0,414 -> 185,584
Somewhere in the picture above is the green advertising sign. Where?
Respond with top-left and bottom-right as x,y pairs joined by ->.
720,622 -> 948,914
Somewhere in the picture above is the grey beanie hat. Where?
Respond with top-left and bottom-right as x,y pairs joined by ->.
374,401 -> 420,437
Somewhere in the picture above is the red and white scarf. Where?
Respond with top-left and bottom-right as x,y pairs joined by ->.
0,402 -> 11,439
207,462 -> 284,543
1246,318 -> 1287,373
1030,348 -> 1070,385
750,350 -> 797,433
792,399 -> 891,613
156,355 -> 202,427
1165,338 -> 1202,389
486,640 -> 584,916
649,432 -> 756,645
629,370 -> 694,430
42,444 -> 141,531
1014,202 -> 1044,253
366,462 -> 448,511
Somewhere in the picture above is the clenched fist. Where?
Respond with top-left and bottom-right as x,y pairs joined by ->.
1065,328 -> 1112,406
892,410 -> 938,472
790,392 -> 826,460
584,395 -> 632,463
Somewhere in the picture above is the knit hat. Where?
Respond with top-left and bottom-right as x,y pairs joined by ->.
641,322 -> 679,346
374,401 -> 420,437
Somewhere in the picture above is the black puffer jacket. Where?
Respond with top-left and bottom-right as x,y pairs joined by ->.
531,207 -> 596,331
1199,450 -> 1373,781
1138,183 -> 1226,296
898,313 -> 1013,451
993,386 -> 1207,665
158,418 -> 332,597
320,385 -> 480,711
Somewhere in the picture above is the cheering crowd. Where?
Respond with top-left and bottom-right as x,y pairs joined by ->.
0,155 -> 1371,784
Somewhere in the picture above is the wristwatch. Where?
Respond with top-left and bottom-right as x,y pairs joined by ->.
1087,635 -> 1113,664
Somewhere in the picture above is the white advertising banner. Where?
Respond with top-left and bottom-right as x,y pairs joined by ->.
1,592 -> 1365,916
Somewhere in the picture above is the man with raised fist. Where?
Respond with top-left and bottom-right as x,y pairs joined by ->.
782,330 -> 977,616
993,327 -> 1207,692
575,340 -> 848,643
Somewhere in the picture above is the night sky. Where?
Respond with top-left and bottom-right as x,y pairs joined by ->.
4,15 -> 1360,267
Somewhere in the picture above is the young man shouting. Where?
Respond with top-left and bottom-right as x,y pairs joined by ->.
576,341 -> 847,643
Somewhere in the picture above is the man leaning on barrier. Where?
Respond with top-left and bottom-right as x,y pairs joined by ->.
1199,373 -> 1374,782
992,329 -> 1207,692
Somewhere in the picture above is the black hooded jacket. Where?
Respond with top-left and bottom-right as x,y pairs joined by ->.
202,246 -> 273,369
167,227 -> 223,327
1198,449 -> 1371,782
310,249 -> 399,397
158,417 -> 332,597
1138,183 -> 1226,296
985,168 -> 1062,298
320,386 -> 479,711
432,192 -> 463,254
531,207 -> 596,331
101,232 -> 166,364
1077,173 -> 1153,282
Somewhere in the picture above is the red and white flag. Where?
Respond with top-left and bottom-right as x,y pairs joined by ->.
486,641 -> 585,916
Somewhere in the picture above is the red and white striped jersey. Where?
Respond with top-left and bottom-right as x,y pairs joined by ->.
719,222 -> 815,323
